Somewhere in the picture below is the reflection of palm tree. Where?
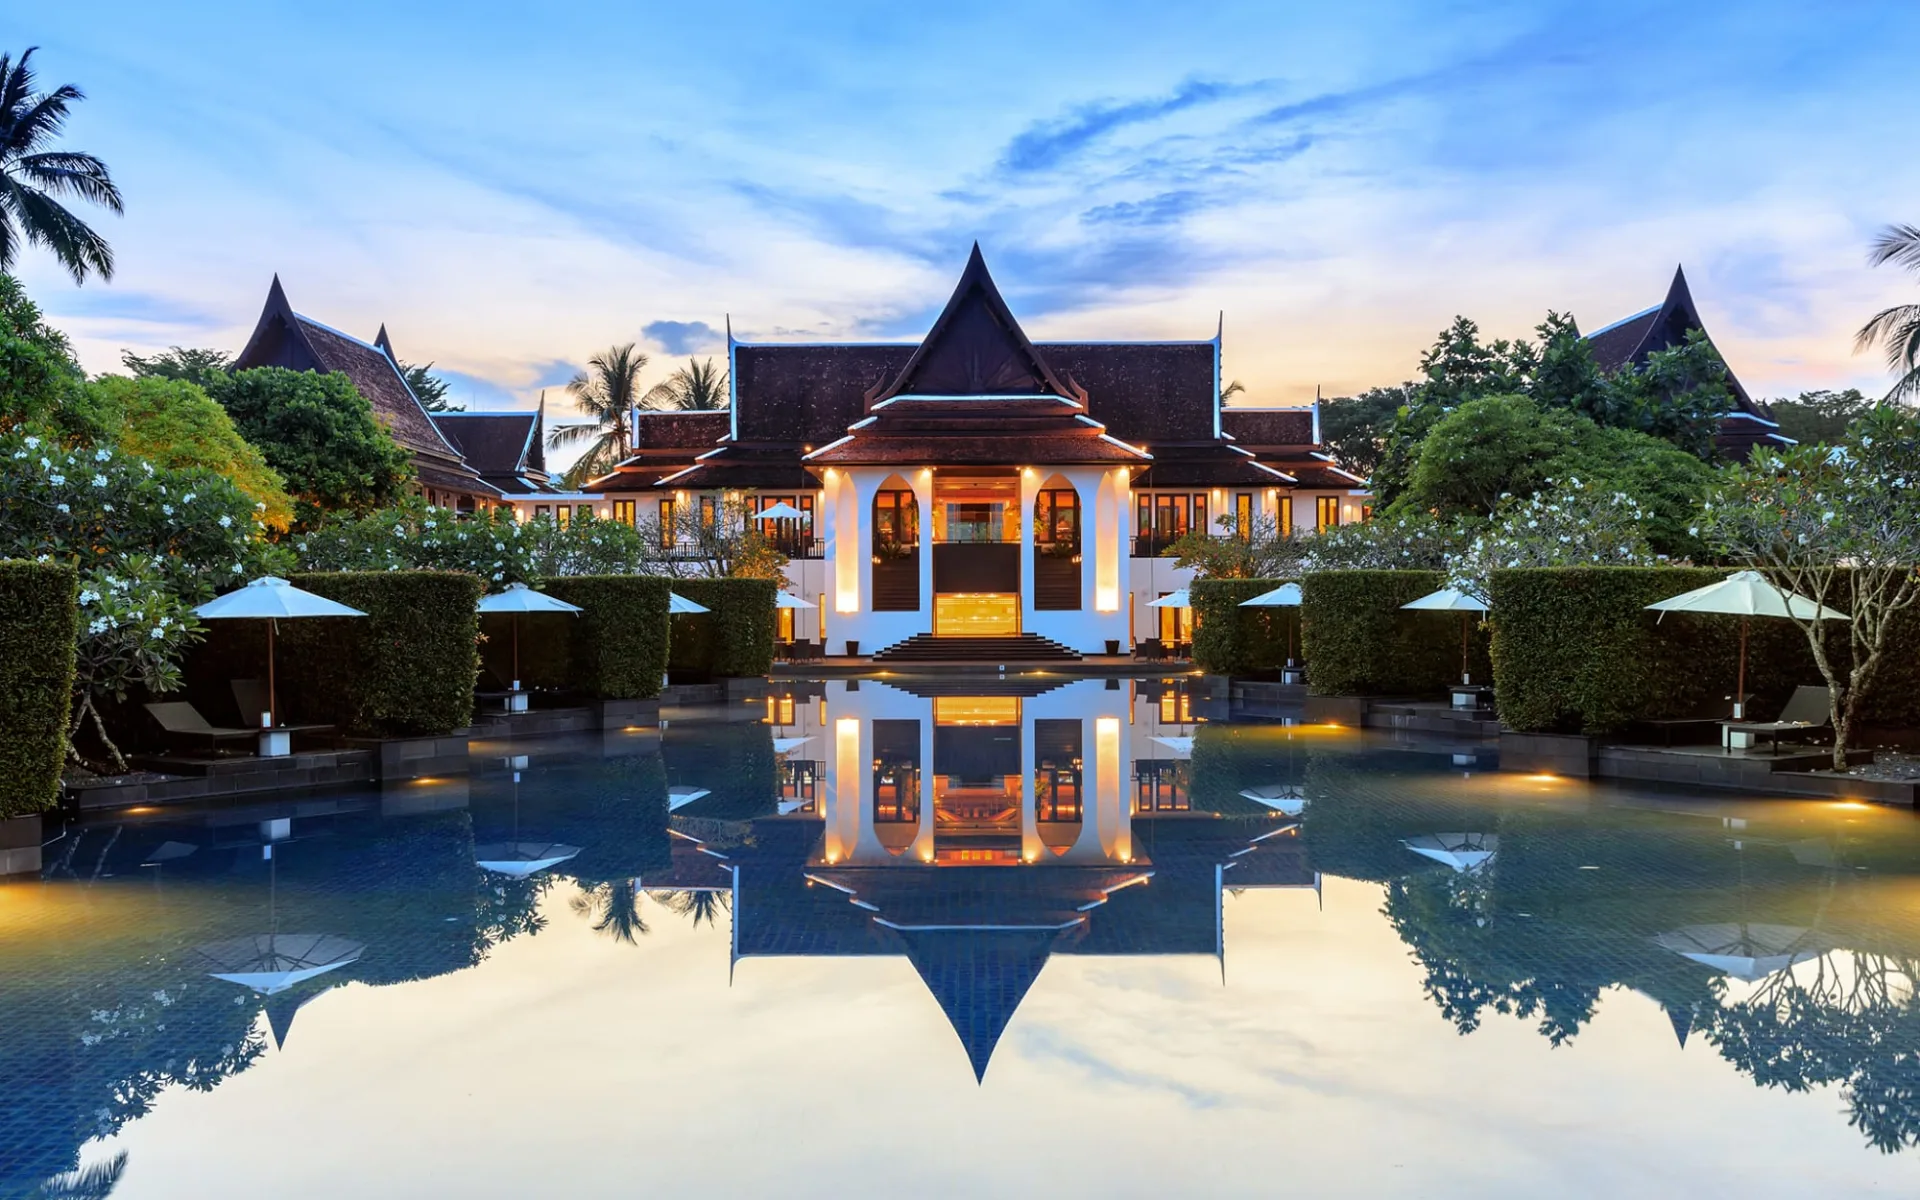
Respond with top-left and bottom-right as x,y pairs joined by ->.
33,1151 -> 128,1199
570,879 -> 648,944
659,889 -> 731,929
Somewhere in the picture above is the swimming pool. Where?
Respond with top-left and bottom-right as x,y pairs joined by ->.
5,675 -> 1918,1196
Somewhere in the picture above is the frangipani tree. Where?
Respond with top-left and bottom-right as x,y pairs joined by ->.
1446,478 -> 1662,604
1701,405 -> 1920,769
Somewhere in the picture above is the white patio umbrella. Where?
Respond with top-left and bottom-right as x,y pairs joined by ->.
1645,571 -> 1849,717
477,583 -> 583,690
1402,587 -> 1490,685
775,592 -> 817,609
194,576 -> 366,727
669,592 -> 710,614
474,754 -> 582,876
1653,923 -> 1831,983
1148,590 -> 1191,608
1402,833 -> 1499,874
757,501 -> 807,520
1241,583 -> 1303,663
668,785 -> 712,811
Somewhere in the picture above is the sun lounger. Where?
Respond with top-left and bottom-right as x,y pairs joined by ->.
144,701 -> 259,751
1721,685 -> 1831,753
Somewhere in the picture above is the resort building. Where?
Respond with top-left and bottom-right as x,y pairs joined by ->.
585,246 -> 1368,656
1584,265 -> 1790,457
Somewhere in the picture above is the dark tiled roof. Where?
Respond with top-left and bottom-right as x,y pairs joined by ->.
415,459 -> 504,497
1220,407 -> 1316,448
431,412 -> 537,476
805,396 -> 1148,467
733,343 -> 914,444
1045,342 -> 1218,445
634,410 -> 731,450
1585,307 -> 1661,375
895,928 -> 1059,1083
1583,266 -> 1771,433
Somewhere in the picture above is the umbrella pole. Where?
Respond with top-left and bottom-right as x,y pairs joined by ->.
1461,613 -> 1471,685
267,619 -> 277,728
514,613 -> 521,688
1736,617 -> 1748,719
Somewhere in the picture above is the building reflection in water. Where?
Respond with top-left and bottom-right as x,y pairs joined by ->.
669,676 -> 1314,1081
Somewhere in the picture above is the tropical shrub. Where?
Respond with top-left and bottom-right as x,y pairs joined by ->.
1301,570 -> 1488,696
280,571 -> 483,736
0,561 -> 77,815
86,374 -> 293,530
294,503 -> 655,584
539,576 -> 672,699
1447,479 -> 1661,604
1190,578 -> 1293,675
1299,510 -> 1468,572
667,577 -> 777,678
208,367 -> 414,526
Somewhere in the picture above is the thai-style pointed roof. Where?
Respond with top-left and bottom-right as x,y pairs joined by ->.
895,927 -> 1058,1083
867,245 -> 1086,405
233,277 -> 498,495
1585,265 -> 1755,409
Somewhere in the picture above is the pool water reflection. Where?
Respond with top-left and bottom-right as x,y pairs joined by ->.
6,675 -> 1920,1196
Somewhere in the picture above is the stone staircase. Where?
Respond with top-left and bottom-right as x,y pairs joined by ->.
870,633 -> 1082,664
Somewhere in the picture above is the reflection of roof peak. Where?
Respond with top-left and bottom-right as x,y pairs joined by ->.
895,926 -> 1058,1083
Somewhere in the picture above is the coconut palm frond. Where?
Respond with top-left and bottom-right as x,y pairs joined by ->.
0,47 -> 120,283
1855,302 -> 1920,403
33,1151 -> 128,1200
642,357 -> 730,411
1867,224 -> 1920,273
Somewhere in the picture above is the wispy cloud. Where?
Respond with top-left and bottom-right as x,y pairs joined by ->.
998,77 -> 1273,174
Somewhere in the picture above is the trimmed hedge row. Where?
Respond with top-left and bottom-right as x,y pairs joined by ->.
540,576 -> 672,700
0,562 -> 78,817
1301,570 -> 1491,697
1191,579 -> 1295,676
283,571 -> 484,736
667,578 -> 778,679
1491,567 -> 1920,734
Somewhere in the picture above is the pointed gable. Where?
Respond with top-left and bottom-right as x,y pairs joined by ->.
896,927 -> 1057,1083
868,245 -> 1086,405
1586,266 -> 1755,408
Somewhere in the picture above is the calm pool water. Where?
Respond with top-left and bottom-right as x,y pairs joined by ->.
6,675 -> 1920,1197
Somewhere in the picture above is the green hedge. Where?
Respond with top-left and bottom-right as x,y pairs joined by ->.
667,578 -> 778,678
1301,570 -> 1490,697
1490,567 -> 1920,734
1191,578 -> 1295,676
0,562 -> 77,816
540,576 -> 672,699
282,571 -> 483,736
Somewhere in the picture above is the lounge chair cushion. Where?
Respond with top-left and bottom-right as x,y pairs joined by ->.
144,701 -> 255,739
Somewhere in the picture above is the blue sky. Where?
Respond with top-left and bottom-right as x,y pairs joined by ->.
7,1 -> 1918,415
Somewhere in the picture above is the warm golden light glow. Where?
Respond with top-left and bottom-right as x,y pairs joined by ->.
934,695 -> 1021,725
934,593 -> 1019,635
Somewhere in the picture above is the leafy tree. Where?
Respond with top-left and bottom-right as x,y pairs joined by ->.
86,374 -> 293,530
642,355 -> 728,412
0,272 -> 92,436
1171,512 -> 1298,579
552,343 -> 645,486
1701,404 -> 1920,769
1372,317 -> 1537,504
293,498 -> 655,582
1610,328 -> 1735,457
1397,394 -> 1580,518
0,47 -> 122,284
645,493 -> 787,579
118,345 -> 231,390
1528,310 -> 1614,422
1765,388 -> 1874,445
1560,423 -> 1718,559
401,360 -> 460,411
1446,479 -> 1661,603
208,367 -> 413,527
1318,385 -> 1408,480
1855,222 -> 1920,402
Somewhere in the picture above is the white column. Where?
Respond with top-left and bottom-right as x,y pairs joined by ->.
912,717 -> 936,863
1019,467 -> 1039,629
914,468 -> 935,632
1020,713 -> 1041,862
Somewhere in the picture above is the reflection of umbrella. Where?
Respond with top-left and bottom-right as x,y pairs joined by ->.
773,736 -> 813,754
477,583 -> 583,689
1148,590 -> 1190,608
1646,571 -> 1849,717
193,933 -> 365,995
474,841 -> 582,877
775,592 -> 816,609
194,576 -> 366,727
1402,833 -> 1499,873
1150,735 -> 1194,754
668,786 -> 711,811
669,592 -> 710,614
1653,923 -> 1831,983
758,501 -> 806,520
1402,588 -> 1489,685
1240,784 -> 1307,817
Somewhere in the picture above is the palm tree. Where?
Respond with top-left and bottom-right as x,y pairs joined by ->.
1220,379 -> 1245,405
1,47 -> 123,284
1856,223 -> 1920,403
550,342 -> 646,488
32,1151 -> 127,1199
643,356 -> 729,411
